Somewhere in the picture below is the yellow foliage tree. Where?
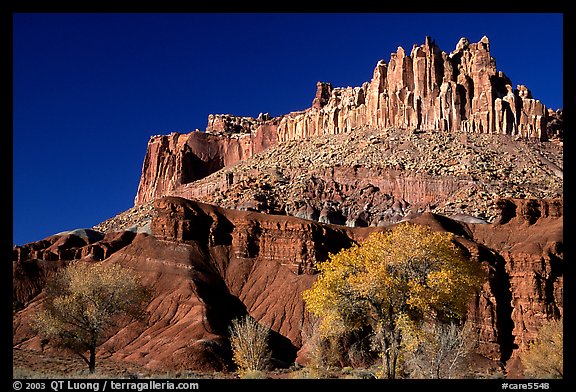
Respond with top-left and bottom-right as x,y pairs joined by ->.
32,261 -> 151,373
302,223 -> 485,379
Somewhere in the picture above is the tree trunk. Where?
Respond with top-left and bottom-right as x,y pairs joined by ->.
89,346 -> 96,373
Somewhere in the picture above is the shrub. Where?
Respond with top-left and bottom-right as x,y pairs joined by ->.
405,320 -> 476,378
520,318 -> 563,379
229,315 -> 271,374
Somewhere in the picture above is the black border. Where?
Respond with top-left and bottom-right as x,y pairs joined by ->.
3,0 -> 15,383
6,1 -> 573,390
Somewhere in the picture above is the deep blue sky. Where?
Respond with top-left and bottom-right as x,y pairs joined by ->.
13,13 -> 563,246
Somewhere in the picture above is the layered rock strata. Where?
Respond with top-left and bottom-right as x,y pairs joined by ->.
166,126 -> 561,228
14,197 -> 562,374
134,36 -> 558,205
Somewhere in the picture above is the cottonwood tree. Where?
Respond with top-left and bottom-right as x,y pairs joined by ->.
33,261 -> 151,373
302,223 -> 485,379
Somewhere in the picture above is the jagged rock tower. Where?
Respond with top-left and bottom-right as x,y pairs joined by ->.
134,36 -> 556,206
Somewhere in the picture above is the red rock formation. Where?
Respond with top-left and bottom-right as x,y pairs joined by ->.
545,108 -> 563,140
469,198 -> 563,363
13,197 -> 359,370
171,165 -> 472,226
206,113 -> 272,134
134,36 -> 557,206
311,82 -> 333,109
134,124 -> 278,205
13,197 -> 562,375
277,36 -> 550,141
12,230 -> 137,307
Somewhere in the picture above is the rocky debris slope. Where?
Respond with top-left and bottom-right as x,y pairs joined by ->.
134,36 -> 562,205
95,123 -> 562,235
14,197 -> 562,375
168,126 -> 561,227
93,202 -> 155,234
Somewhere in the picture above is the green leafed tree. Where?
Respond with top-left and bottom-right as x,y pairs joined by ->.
302,223 -> 486,379
32,261 -> 151,373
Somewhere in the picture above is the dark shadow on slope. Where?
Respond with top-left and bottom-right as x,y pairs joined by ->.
482,246 -> 516,365
544,246 -> 563,319
189,237 -> 298,369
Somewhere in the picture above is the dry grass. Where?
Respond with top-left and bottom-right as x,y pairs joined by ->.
14,348 -> 504,379
12,349 -> 230,379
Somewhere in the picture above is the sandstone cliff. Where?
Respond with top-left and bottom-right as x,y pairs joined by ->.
134,125 -> 278,205
134,36 -> 560,205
